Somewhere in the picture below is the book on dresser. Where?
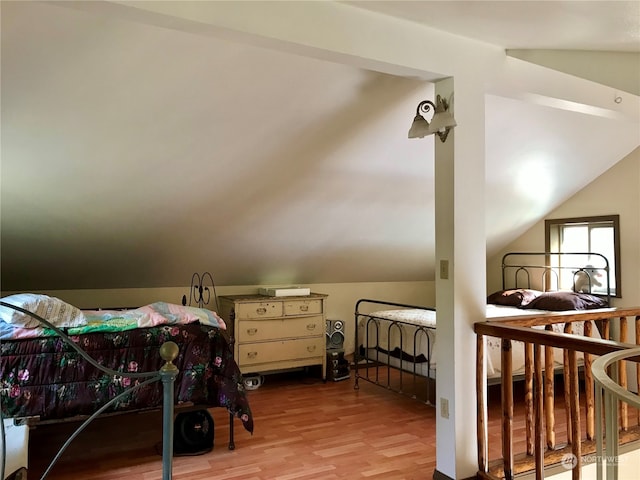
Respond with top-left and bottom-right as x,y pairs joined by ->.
218,293 -> 328,380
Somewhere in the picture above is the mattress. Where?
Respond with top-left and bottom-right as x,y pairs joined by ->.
0,323 -> 254,433
358,304 -> 598,380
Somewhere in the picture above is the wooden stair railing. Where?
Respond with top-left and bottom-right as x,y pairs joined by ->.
475,307 -> 640,480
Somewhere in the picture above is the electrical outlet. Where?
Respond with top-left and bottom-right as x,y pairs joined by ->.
440,260 -> 449,280
440,397 -> 449,419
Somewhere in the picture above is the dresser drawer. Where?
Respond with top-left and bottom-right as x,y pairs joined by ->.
235,301 -> 283,319
238,316 -> 323,342
283,298 -> 323,316
238,337 -> 324,366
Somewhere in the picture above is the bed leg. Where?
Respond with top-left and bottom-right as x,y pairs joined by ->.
228,412 -> 235,450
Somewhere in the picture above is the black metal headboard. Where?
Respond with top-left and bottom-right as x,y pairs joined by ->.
501,251 -> 611,301
182,272 -> 219,311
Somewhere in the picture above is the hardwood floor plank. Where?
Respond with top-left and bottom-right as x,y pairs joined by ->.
28,369 -> 624,479
29,370 -> 435,479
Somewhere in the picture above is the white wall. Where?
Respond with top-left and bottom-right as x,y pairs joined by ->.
488,146 -> 640,308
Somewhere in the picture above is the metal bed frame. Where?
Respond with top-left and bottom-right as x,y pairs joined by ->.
0,301 -> 180,480
353,299 -> 436,405
490,251 -> 612,382
352,252 -> 611,407
501,251 -> 611,304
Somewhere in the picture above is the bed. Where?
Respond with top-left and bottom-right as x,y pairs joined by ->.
353,251 -> 612,404
354,299 -> 437,404
0,293 -> 253,479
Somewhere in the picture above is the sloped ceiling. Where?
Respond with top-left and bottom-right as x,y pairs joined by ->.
1,1 -> 639,291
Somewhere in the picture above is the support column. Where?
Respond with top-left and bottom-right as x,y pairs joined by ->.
434,78 -> 486,479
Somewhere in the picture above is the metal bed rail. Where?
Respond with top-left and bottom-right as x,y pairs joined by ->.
0,301 -> 178,480
353,298 -> 436,405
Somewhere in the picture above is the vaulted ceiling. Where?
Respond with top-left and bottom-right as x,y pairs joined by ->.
1,1 -> 639,291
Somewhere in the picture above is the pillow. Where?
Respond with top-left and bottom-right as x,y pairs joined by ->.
0,293 -> 86,328
486,289 -> 542,307
523,291 -> 608,311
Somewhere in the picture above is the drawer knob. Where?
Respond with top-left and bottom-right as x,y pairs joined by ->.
299,305 -> 309,312
306,323 -> 316,330
247,351 -> 258,359
247,328 -> 258,335
307,345 -> 316,353
256,307 -> 267,315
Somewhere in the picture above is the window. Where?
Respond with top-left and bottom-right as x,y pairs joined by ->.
545,215 -> 620,297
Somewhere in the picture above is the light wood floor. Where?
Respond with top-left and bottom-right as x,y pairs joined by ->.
28,369 -> 439,480
26,369 -> 619,480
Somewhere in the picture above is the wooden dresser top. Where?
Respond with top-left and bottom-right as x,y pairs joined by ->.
219,293 -> 327,302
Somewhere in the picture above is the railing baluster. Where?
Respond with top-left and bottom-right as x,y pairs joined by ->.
476,334 -> 488,473
605,362 -> 620,480
564,322 -> 573,445
595,373 -> 604,480
584,320 -> 595,440
568,349 -> 582,480
502,338 -> 514,480
544,325 -> 556,450
525,341 -> 534,456
534,343 -> 544,480
602,319 -> 610,340
619,316 -> 628,432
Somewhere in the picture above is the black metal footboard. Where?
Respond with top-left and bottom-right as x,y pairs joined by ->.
353,299 -> 436,405
0,302 -> 178,480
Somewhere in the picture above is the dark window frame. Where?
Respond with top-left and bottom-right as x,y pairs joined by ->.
545,215 -> 621,298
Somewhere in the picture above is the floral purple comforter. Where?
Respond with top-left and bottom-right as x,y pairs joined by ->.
0,323 -> 253,433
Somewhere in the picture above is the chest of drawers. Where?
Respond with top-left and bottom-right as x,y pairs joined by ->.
218,293 -> 327,379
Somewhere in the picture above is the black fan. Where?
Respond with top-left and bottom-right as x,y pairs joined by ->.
173,410 -> 214,456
